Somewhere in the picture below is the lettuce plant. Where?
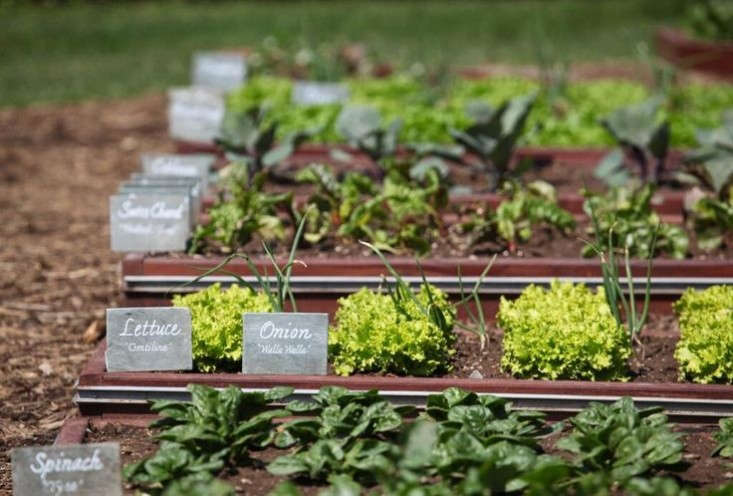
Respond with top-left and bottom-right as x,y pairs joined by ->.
329,284 -> 455,376
172,283 -> 273,372
674,285 -> 733,384
713,418 -> 733,458
498,281 -> 630,381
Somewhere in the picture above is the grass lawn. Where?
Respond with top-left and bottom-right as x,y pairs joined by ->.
0,0 -> 689,108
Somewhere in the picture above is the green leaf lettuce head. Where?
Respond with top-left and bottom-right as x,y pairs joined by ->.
498,281 -> 630,381
674,285 -> 733,384
329,285 -> 456,376
173,283 -> 273,372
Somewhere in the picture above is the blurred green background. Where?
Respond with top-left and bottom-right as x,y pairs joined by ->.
1,0 -> 690,108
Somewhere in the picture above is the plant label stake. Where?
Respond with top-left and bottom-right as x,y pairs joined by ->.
168,87 -> 225,143
109,192 -> 191,252
105,307 -> 193,372
243,312 -> 328,375
192,51 -> 247,92
11,443 -> 121,496
292,81 -> 350,105
122,177 -> 202,224
141,153 -> 215,191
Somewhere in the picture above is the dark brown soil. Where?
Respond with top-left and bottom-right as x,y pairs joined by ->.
85,423 -> 325,496
85,420 -> 733,494
0,93 -> 171,494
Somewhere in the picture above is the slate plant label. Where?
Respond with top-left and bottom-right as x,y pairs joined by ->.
292,81 -> 350,105
192,51 -> 247,92
105,307 -> 192,372
168,87 -> 225,143
243,313 -> 328,375
11,443 -> 121,496
141,153 -> 215,190
122,177 -> 201,222
109,193 -> 190,252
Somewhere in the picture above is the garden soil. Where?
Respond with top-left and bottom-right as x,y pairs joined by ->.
0,93 -> 171,494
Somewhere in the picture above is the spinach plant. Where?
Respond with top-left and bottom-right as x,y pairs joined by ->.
457,180 -> 575,253
267,387 -> 412,483
450,94 -> 537,191
582,184 -> 688,259
123,385 -> 293,494
557,398 -> 685,485
594,97 -> 670,186
713,418 -> 733,458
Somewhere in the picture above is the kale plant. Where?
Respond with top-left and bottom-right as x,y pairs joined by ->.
594,97 -> 670,186
450,93 -> 537,191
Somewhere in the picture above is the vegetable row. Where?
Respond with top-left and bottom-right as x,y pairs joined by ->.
172,275 -> 733,385
123,385 -> 733,496
226,75 -> 733,148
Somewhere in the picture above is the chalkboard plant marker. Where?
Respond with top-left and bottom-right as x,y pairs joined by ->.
11,443 -> 122,496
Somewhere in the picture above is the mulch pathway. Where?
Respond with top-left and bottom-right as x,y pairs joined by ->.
0,93 -> 171,494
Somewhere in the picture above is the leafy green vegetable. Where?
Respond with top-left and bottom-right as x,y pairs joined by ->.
557,398 -> 685,484
329,283 -> 456,376
498,281 -> 630,381
125,385 -> 292,495
713,418 -> 733,458
594,97 -> 670,186
680,110 -> 733,251
687,0 -> 733,41
190,165 -> 294,254
424,388 -> 554,449
268,387 -> 411,483
216,105 -> 314,183
450,93 -> 536,191
173,283 -> 273,372
674,285 -> 733,384
457,180 -> 575,252
297,163 -> 446,254
582,184 -> 689,259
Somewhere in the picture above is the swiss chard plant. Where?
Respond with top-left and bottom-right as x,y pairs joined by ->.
124,385 -> 293,494
456,180 -> 575,253
582,184 -> 689,259
593,97 -> 670,186
557,397 -> 685,486
190,165 -> 295,254
296,163 -> 446,254
450,94 -> 537,191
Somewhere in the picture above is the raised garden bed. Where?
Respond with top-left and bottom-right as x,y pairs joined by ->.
56,414 -> 733,494
76,326 -> 733,419
119,253 -> 733,314
655,28 -> 733,79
